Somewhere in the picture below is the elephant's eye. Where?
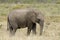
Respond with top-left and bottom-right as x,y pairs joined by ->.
37,19 -> 40,23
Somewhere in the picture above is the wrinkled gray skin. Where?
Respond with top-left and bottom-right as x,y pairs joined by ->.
7,9 -> 44,36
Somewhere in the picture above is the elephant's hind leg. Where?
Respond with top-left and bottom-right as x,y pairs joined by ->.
9,22 -> 18,36
27,23 -> 33,36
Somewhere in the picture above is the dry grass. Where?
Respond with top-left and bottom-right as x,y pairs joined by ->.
0,3 -> 60,40
0,16 -> 60,40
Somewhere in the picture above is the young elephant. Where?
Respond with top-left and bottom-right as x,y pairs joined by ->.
7,8 -> 44,36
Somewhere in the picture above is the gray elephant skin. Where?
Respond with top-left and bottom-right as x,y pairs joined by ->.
7,9 -> 44,36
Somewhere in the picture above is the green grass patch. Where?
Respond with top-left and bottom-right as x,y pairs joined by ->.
0,3 -> 60,21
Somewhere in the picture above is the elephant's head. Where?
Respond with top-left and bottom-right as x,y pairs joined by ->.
28,9 -> 44,35
34,10 -> 44,35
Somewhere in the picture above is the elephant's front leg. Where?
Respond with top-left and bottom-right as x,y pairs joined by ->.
32,23 -> 36,35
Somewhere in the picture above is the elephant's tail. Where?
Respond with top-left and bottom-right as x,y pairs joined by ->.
7,17 -> 11,30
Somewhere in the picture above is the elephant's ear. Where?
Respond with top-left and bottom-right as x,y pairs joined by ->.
31,13 -> 37,23
27,10 -> 37,23
30,12 -> 37,23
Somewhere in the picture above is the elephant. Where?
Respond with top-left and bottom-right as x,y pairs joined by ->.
7,8 -> 44,36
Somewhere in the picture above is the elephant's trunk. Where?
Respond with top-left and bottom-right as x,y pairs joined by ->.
39,20 -> 44,35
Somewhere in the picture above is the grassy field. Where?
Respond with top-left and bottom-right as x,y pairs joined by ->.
0,3 -> 60,40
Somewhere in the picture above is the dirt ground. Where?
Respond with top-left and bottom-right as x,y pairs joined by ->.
0,19 -> 60,40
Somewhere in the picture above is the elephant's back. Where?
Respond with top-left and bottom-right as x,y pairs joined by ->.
8,9 -> 30,27
9,9 -> 29,16
8,9 -> 29,19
